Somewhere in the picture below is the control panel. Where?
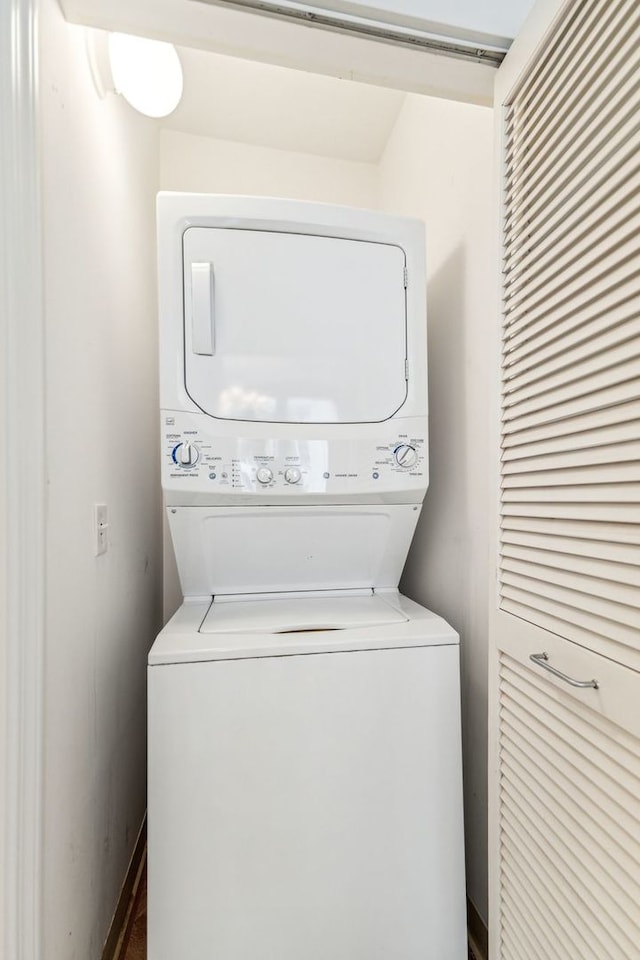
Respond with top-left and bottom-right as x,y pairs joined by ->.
162,414 -> 427,497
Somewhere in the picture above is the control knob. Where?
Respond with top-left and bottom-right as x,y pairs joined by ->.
284,467 -> 301,484
393,443 -> 418,469
256,466 -> 274,485
174,441 -> 200,468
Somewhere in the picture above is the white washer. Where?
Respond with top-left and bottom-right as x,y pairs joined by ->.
149,196 -> 467,959
148,593 -> 467,960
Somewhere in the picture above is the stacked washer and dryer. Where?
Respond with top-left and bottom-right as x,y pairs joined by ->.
148,195 -> 467,959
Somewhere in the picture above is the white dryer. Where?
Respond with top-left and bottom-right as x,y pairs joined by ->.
148,195 -> 467,960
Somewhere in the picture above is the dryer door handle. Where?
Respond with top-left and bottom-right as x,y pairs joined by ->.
190,261 -> 215,356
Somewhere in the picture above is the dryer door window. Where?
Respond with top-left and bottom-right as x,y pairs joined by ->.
182,227 -> 408,423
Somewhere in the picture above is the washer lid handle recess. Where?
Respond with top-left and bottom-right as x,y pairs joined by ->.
200,594 -> 408,635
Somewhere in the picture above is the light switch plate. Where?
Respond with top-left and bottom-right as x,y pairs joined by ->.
95,503 -> 108,556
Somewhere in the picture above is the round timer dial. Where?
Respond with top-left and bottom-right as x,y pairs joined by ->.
256,467 -> 274,485
173,441 -> 200,469
393,444 -> 418,469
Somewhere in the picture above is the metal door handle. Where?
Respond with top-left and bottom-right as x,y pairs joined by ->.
529,652 -> 598,689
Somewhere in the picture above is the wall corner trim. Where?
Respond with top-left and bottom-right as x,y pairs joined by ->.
0,0 -> 46,958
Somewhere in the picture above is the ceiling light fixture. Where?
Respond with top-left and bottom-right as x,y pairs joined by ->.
87,30 -> 183,119
108,33 -> 183,118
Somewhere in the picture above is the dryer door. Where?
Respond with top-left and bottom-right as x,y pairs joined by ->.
182,228 -> 407,423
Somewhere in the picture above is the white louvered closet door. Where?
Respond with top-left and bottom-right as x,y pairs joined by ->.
490,1 -> 640,958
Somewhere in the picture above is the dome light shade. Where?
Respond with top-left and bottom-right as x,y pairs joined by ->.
108,33 -> 183,119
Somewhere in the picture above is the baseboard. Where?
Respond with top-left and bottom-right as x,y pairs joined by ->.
468,896 -> 489,960
102,816 -> 147,960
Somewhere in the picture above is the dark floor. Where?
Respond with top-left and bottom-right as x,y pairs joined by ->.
120,864 -> 146,960
120,862 -> 478,960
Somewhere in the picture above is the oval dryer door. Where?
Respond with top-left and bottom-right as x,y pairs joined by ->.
182,227 -> 408,424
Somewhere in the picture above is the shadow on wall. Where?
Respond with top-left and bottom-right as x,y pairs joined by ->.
164,504 -> 183,622
400,243 -> 469,633
400,240 -> 491,927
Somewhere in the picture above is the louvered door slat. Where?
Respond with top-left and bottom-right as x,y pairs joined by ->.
503,688 -> 640,801
502,416 -> 640,460
505,329 -> 640,408
502,377 -> 640,435
501,573 -> 637,639
502,786 -> 638,948
505,109 -> 640,260
502,481 -> 640,502
501,708 -> 637,816
502,438 -> 640,473
506,61 -> 640,251
504,288 -> 640,367
506,140 -> 640,282
501,543 -> 640,587
504,871 -> 601,960
502,742 -> 640,882
503,354 -> 640,421
504,159 -> 640,287
502,501 -> 634,522
502,877 -> 590,960
501,530 -> 640,568
506,41 -> 640,238
504,313 -> 640,393
503,246 -> 639,334
501,514 -> 640,546
504,0 -> 614,166
502,856 -> 590,956
502,399 -> 640,449
503,0 -> 630,180
502,806 -> 631,960
503,864 -> 584,960
504,194 -> 640,310
502,563 -> 638,624
503,462 -> 640,486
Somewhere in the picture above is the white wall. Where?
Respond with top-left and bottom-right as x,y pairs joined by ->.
377,93 -> 494,924
160,129 -> 378,206
38,4 -> 163,957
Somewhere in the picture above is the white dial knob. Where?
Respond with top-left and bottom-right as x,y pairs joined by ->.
284,467 -> 301,484
394,444 -> 418,468
256,466 -> 273,485
176,441 -> 199,468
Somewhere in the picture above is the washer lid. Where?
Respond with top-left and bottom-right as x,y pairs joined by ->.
149,593 -> 459,664
200,593 -> 408,635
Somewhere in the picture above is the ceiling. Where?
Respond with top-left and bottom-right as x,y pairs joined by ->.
163,46 -> 407,163
61,0 -> 499,107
